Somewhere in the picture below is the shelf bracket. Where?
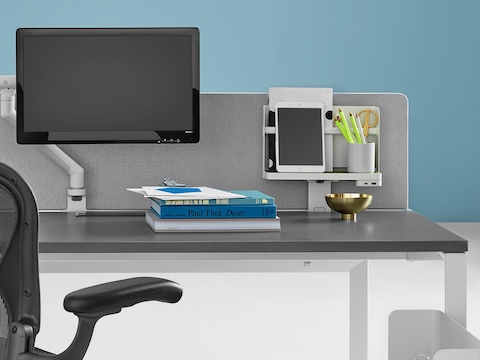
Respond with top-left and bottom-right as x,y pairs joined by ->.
307,180 -> 332,212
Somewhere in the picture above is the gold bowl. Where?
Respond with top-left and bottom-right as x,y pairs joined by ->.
325,193 -> 373,220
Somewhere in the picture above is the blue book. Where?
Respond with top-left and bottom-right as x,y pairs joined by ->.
150,203 -> 277,219
151,190 -> 275,206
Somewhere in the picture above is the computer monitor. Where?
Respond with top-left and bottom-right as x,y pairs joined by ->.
16,27 -> 200,144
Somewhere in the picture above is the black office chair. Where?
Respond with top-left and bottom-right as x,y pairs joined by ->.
0,162 -> 183,360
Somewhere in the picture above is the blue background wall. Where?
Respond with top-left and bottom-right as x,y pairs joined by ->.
0,0 -> 479,221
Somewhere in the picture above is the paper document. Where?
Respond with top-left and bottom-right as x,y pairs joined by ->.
127,186 -> 246,201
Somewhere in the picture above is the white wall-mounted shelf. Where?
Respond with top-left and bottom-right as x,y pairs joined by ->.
263,105 -> 382,186
265,126 -> 379,136
263,171 -> 382,186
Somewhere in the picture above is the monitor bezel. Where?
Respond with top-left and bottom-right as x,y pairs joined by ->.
16,27 -> 200,144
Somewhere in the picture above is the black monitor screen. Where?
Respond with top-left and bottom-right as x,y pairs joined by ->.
16,28 -> 199,144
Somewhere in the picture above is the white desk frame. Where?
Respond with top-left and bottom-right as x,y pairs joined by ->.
39,250 -> 467,360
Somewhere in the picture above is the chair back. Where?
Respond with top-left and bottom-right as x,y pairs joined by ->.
0,163 -> 41,359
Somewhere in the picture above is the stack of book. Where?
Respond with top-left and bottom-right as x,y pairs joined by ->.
139,187 -> 280,232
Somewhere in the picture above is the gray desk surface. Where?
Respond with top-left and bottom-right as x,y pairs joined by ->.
38,211 -> 467,254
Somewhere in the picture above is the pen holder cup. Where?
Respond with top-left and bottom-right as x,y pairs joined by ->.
347,143 -> 375,173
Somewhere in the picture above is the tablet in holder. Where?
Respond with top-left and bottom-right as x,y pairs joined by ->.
274,101 -> 325,173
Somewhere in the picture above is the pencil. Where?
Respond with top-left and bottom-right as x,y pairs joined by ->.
355,113 -> 367,144
338,108 -> 355,143
335,116 -> 353,144
349,112 -> 362,144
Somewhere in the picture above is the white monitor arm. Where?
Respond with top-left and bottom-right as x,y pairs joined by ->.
0,75 -> 87,213
0,75 -> 15,90
0,76 -> 16,126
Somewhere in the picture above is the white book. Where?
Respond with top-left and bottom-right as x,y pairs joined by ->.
145,209 -> 280,232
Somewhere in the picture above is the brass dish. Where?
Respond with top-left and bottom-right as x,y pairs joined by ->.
325,193 -> 373,221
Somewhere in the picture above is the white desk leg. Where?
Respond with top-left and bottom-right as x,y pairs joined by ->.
444,252 -> 467,328
350,260 -> 368,360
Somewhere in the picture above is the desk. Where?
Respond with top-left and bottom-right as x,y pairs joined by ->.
37,210 -> 467,360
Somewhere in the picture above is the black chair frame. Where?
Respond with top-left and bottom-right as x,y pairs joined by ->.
0,162 -> 182,360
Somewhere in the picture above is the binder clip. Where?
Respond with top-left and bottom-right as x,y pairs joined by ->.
162,178 -> 186,187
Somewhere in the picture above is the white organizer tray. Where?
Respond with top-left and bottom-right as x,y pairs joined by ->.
389,310 -> 480,360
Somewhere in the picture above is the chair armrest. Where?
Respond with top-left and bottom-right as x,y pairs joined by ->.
17,277 -> 182,360
63,277 -> 182,316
